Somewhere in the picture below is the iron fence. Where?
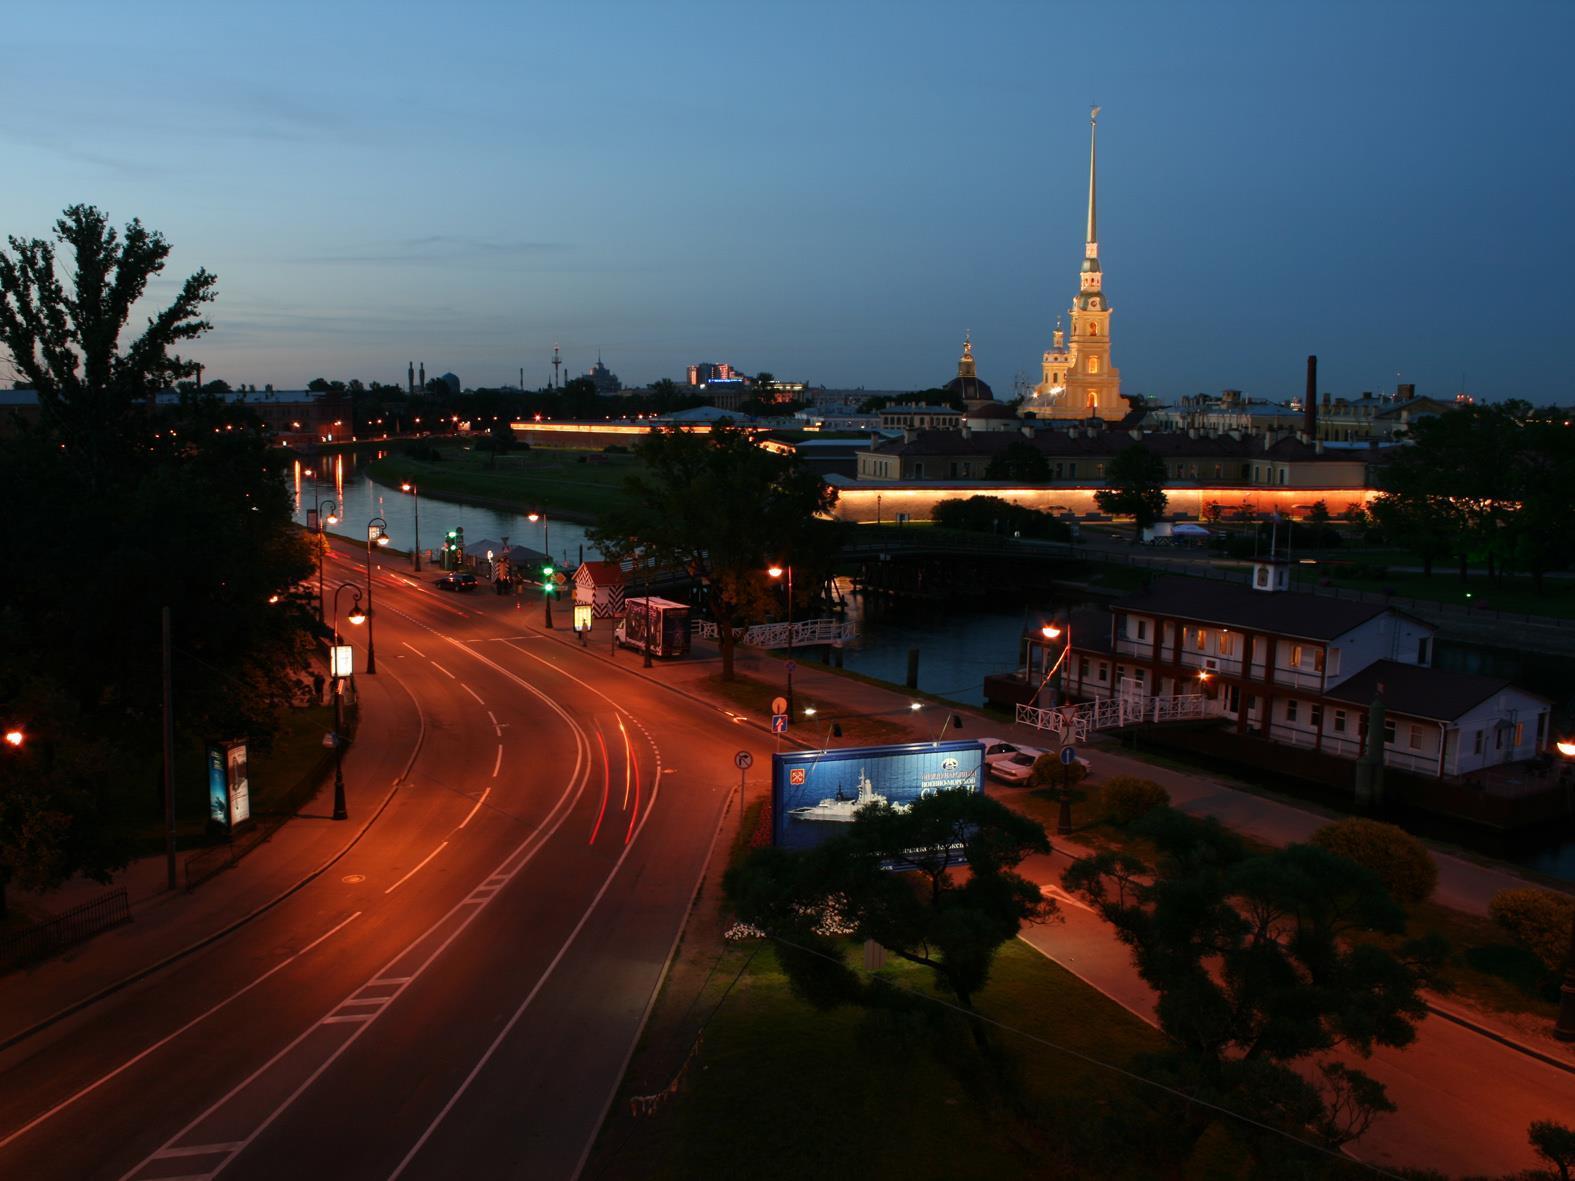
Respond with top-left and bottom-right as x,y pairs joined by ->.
1,887 -> 131,971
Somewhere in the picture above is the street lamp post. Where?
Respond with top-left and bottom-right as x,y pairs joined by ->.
330,582 -> 368,821
528,512 -> 552,628
365,516 -> 389,673
769,563 -> 795,719
401,482 -> 421,571
1556,740 -> 1575,1041
315,499 -> 339,623
1040,619 -> 1070,707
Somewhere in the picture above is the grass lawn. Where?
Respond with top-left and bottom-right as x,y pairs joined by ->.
364,444 -> 642,522
1290,563 -> 1575,619
591,938 -> 1180,1181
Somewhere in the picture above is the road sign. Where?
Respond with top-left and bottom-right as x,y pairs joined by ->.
785,660 -> 797,673
771,714 -> 788,733
552,571 -> 567,586
1060,745 -> 1078,766
734,750 -> 754,770
771,696 -> 788,716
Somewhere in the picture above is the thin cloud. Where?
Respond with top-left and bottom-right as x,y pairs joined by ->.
294,236 -> 571,265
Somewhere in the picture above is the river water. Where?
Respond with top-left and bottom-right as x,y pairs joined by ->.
288,451 -> 599,569
287,457 -> 1573,882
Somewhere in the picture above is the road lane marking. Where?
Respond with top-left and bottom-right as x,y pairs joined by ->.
119,666 -> 593,1181
0,911 -> 362,1154
320,1015 -> 373,1025
589,725 -> 611,845
402,641 -> 426,658
492,745 -> 502,778
1041,883 -> 1095,913
429,660 -> 456,680
388,738 -> 667,1180
487,709 -> 502,736
151,1143 -> 243,1158
456,787 -> 491,829
383,842 -> 448,894
460,682 -> 485,705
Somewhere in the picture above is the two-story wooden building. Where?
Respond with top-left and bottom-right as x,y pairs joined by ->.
1061,563 -> 1550,779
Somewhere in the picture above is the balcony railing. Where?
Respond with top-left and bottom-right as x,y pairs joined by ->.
692,618 -> 857,648
1016,693 -> 1217,740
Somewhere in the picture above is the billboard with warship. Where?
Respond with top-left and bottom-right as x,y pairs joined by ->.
770,740 -> 985,855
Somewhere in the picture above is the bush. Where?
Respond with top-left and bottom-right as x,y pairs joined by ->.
1310,818 -> 1438,906
402,443 -> 443,462
1101,776 -> 1171,825
1027,753 -> 1089,790
931,495 -> 1072,541
1489,888 -> 1575,973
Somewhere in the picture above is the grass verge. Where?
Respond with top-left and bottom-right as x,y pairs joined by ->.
363,443 -> 642,522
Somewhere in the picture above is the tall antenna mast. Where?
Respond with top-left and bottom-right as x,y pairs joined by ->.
551,341 -> 562,389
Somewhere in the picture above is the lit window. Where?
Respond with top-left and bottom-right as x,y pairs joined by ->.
1291,644 -> 1303,667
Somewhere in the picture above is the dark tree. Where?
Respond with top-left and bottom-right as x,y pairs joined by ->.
0,204 -> 215,489
0,207 -> 313,915
589,422 -> 836,680
1063,809 -> 1442,1147
984,439 -> 1052,483
307,377 -> 333,392
726,791 -> 1053,1041
1094,443 -> 1168,539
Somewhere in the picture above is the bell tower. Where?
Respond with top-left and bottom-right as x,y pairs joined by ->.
1034,106 -> 1127,420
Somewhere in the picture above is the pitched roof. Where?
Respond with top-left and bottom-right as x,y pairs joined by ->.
1324,659 -> 1545,721
574,560 -> 624,586
1117,575 -> 1397,641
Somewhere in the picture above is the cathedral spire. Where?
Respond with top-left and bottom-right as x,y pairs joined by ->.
1086,105 -> 1100,248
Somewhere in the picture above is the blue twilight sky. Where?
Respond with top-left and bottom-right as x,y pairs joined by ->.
3,0 -> 1572,403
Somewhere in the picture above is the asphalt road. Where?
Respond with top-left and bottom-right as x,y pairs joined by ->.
0,544 -> 760,1181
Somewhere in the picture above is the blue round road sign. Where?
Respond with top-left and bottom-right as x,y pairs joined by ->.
1060,746 -> 1078,765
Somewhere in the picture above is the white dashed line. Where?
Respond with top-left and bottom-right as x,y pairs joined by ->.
492,746 -> 503,778
457,788 -> 491,830
430,660 -> 456,680
384,842 -> 448,895
402,641 -> 426,658
460,683 -> 485,705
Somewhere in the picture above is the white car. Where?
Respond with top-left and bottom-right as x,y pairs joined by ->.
987,751 -> 1044,785
979,737 -> 1045,761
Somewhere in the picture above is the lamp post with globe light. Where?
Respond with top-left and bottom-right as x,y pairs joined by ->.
330,583 -> 368,821
1554,739 -> 1575,1041
768,563 -> 795,719
365,517 -> 390,673
315,499 -> 339,623
401,482 -> 421,571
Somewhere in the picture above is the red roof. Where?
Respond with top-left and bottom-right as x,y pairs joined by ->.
574,561 -> 624,586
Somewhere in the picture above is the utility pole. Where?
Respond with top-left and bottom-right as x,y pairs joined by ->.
161,606 -> 177,891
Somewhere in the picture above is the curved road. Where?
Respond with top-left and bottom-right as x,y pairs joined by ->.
0,543 -> 760,1180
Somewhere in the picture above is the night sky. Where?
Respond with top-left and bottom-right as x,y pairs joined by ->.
3,0 -> 1570,402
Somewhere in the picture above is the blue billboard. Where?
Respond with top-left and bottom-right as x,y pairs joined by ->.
771,740 -> 985,855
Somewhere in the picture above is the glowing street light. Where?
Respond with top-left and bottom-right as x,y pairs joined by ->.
3,728 -> 23,748
400,482 -> 422,571
330,582 -> 367,821
365,517 -> 390,673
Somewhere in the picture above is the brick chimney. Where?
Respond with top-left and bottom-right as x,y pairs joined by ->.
1304,355 -> 1317,437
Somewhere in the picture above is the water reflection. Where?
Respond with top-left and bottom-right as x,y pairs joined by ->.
289,452 -> 600,569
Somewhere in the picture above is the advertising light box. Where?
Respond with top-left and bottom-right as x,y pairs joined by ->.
771,740 -> 985,855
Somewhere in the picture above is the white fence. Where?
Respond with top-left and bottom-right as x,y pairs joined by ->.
692,618 -> 857,648
1016,693 -> 1216,741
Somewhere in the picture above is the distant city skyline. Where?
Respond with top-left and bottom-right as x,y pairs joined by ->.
3,1 -> 1571,403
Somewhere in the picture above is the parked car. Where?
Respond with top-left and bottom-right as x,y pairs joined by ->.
979,737 -> 1046,761
987,752 -> 1043,785
436,571 -> 479,592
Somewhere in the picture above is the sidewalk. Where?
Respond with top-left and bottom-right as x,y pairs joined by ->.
0,665 -> 421,1054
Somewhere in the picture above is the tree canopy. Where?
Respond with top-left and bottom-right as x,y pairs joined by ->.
0,206 -> 313,914
983,439 -> 1052,482
1094,443 -> 1168,538
1063,808 -> 1442,1148
588,421 -> 838,679
726,790 -> 1052,1035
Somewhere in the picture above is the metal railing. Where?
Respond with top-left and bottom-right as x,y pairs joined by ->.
1016,693 -> 1216,740
692,618 -> 857,648
0,887 -> 132,971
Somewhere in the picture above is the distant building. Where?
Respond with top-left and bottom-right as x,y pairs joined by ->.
0,387 -> 354,445
438,372 -> 461,395
943,334 -> 995,404
877,404 -> 963,432
586,357 -> 622,394
686,362 -> 738,386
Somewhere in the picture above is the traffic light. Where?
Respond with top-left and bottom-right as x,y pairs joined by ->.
542,563 -> 555,593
